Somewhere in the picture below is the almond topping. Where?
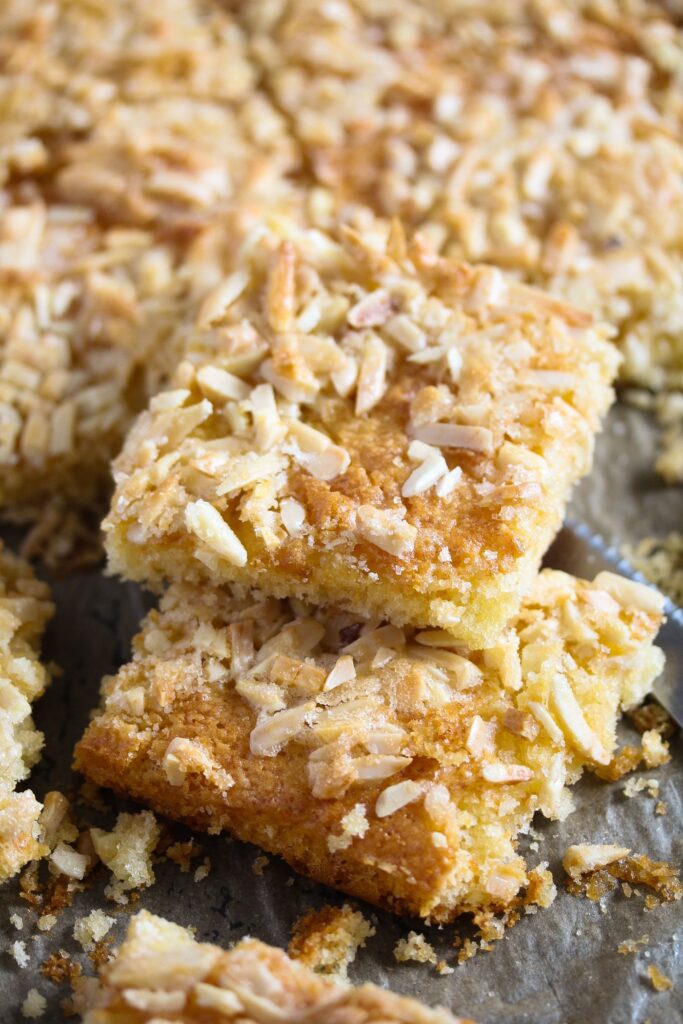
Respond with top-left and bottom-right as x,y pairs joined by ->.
280,498 -> 306,537
352,754 -> 412,781
266,241 -> 297,333
527,701 -> 564,744
323,655 -> 356,692
250,702 -> 316,756
185,500 -> 247,567
409,422 -> 494,452
375,780 -> 422,818
347,289 -> 393,328
563,844 -> 630,878
592,572 -> 665,616
481,763 -> 533,783
197,365 -> 250,402
356,505 -> 416,559
550,675 -> 610,764
355,335 -> 388,415
401,453 -> 448,498
295,444 -> 350,481
196,271 -> 250,329
466,715 -> 497,757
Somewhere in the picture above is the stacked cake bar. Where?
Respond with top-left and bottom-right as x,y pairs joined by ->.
76,217 -> 666,922
0,543 -> 53,881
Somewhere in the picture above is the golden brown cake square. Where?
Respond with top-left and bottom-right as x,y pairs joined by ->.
79,910 -> 472,1023
104,218 -> 618,646
75,569 -> 664,921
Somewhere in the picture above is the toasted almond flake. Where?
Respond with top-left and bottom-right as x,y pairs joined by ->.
466,715 -> 497,757
356,505 -> 416,559
348,289 -> 393,328
250,383 -> 283,452
527,701 -> 564,744
364,725 -> 407,755
407,439 -> 439,462
196,366 -> 250,402
353,754 -> 412,781
375,780 -> 422,818
196,271 -> 250,329
194,983 -> 243,1014
526,370 -> 580,390
49,401 -> 76,456
331,354 -> 358,397
250,702 -> 316,756
435,466 -> 463,497
266,241 -> 297,332
50,842 -> 89,880
401,453 -> 448,498
582,589 -> 621,616
447,346 -> 463,382
592,572 -> 665,616
342,624 -> 405,655
550,675 -> 610,764
485,873 -> 521,901
323,654 -> 356,692
286,419 -> 331,453
503,708 -> 539,740
408,645 -> 481,688
562,844 -> 630,878
295,444 -> 350,481
215,452 -> 284,498
410,422 -> 494,452
280,498 -> 306,537
481,763 -> 533,783
123,990 -> 186,1014
413,629 -> 458,647
185,500 -> 247,567
355,336 -> 388,415
385,314 -> 426,351
371,646 -> 396,669
149,389 -> 191,412
261,359 -> 319,405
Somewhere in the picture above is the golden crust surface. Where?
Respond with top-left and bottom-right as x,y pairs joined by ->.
81,910 -> 471,1023
0,542 -> 54,881
105,218 -> 618,646
75,569 -> 664,921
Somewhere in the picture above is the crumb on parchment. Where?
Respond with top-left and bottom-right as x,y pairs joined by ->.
289,904 -> 375,980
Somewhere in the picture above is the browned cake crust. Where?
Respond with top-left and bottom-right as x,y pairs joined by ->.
104,218 -> 618,647
0,542 -> 54,881
80,910 -> 472,1023
75,569 -> 664,921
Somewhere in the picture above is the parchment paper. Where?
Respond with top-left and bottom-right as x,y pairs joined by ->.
1,403 -> 681,1024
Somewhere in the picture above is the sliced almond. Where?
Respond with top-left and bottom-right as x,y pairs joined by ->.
592,572 -> 665,616
196,365 -> 249,402
356,505 -> 416,559
401,453 -> 448,498
250,702 -> 316,757
563,844 -> 630,878
481,763 -> 533,783
348,289 -> 393,328
185,500 -> 247,567
466,715 -> 497,757
196,271 -> 250,329
410,422 -> 493,452
375,780 -> 422,818
550,675 -> 610,764
323,654 -> 356,692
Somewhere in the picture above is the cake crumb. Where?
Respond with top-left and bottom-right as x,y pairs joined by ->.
655,801 -> 667,816
91,810 -> 159,901
21,989 -> 46,1019
436,960 -> 454,975
10,913 -> 23,930
618,935 -> 649,955
11,940 -> 29,968
166,839 -> 201,874
73,910 -> 115,952
327,804 -> 368,853
252,855 -> 269,876
641,730 -> 670,769
194,857 -> 211,882
647,965 -> 673,992
40,951 -> 81,987
394,932 -> 437,965
289,904 -> 375,980
37,915 -> 57,933
623,777 -> 659,799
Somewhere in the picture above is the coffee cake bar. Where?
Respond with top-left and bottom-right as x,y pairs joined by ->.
79,910 -> 471,1023
104,218 -> 618,646
0,543 -> 54,881
75,569 -> 664,921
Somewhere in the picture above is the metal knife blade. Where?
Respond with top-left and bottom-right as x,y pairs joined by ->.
545,520 -> 683,728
